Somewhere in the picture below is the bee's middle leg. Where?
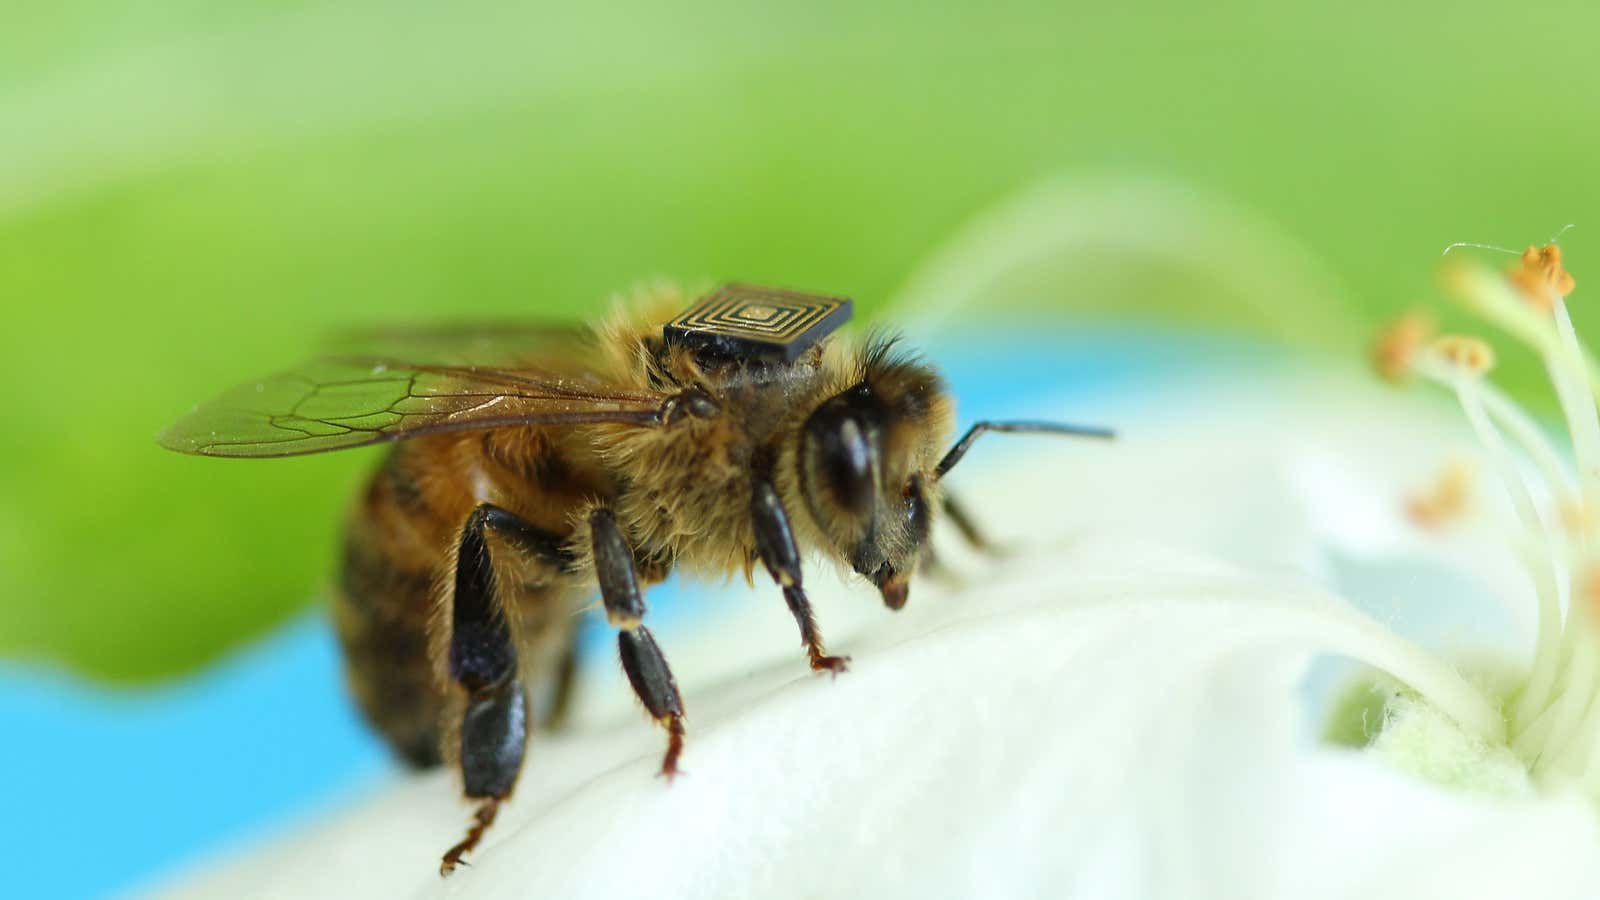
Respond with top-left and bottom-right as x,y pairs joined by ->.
440,503 -> 569,876
589,507 -> 687,778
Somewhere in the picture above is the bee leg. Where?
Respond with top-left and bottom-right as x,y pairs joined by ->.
751,479 -> 850,675
942,491 -> 998,554
439,504 -> 548,876
590,508 -> 687,778
440,682 -> 523,876
539,635 -> 581,731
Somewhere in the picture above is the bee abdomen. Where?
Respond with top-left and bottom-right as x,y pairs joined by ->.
335,529 -> 447,769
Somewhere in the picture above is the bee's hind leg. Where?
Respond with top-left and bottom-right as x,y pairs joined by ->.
439,504 -> 570,876
589,508 -> 688,778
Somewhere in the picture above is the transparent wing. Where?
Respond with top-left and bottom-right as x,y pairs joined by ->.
327,321 -> 602,370
159,356 -> 668,458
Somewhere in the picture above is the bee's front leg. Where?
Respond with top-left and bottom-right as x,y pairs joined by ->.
940,491 -> 997,554
589,508 -> 688,778
750,478 -> 850,675
919,490 -> 999,582
439,504 -> 568,876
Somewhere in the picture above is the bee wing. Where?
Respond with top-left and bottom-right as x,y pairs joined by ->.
159,356 -> 669,458
327,321 -> 603,370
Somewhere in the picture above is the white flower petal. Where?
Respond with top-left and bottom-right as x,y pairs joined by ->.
1276,752 -> 1600,900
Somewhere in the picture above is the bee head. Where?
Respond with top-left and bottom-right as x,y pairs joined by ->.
797,341 -> 952,610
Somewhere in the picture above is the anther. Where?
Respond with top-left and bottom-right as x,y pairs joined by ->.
1561,500 -> 1597,541
1430,335 -> 1496,374
1508,243 -> 1576,311
1406,459 -> 1475,530
1579,564 -> 1600,631
1372,310 -> 1437,384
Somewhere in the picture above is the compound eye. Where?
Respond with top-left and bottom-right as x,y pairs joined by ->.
804,396 -> 877,519
822,415 -> 875,516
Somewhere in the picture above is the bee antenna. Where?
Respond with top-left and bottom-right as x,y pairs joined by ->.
935,420 -> 1114,480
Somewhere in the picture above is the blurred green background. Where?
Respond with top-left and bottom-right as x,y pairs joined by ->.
3,0 -> 1594,682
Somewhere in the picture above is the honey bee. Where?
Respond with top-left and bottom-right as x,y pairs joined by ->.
159,283 -> 1111,874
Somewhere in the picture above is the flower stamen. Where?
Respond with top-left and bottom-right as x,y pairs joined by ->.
1385,241 -> 1600,801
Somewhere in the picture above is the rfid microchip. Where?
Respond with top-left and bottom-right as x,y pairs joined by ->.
663,284 -> 854,363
